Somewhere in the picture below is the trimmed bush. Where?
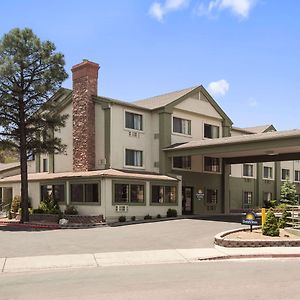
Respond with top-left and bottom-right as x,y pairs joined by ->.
156,214 -> 161,219
119,216 -> 126,222
144,214 -> 152,220
166,209 -> 177,218
38,194 -> 60,215
262,208 -> 280,236
11,195 -> 21,213
131,216 -> 136,221
263,199 -> 277,209
278,204 -> 290,229
32,208 -> 45,214
64,205 -> 78,215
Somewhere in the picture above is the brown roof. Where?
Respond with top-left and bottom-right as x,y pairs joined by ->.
0,168 -> 178,183
0,162 -> 20,172
133,86 -> 198,110
164,129 -> 300,151
243,125 -> 275,133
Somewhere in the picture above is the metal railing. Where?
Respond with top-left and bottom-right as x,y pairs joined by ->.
286,205 -> 300,229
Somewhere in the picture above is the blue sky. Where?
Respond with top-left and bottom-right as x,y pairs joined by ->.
1,0 -> 300,130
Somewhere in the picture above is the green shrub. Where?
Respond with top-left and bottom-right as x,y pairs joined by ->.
32,208 -> 45,214
131,216 -> 136,221
64,205 -> 78,215
156,214 -> 161,219
119,216 -> 126,222
38,194 -> 60,214
11,195 -> 21,213
144,214 -> 152,220
263,199 -> 277,209
166,209 -> 177,218
262,208 -> 280,236
278,204 -> 290,229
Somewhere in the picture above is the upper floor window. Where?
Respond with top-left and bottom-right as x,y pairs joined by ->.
125,149 -> 143,167
43,158 -> 48,172
173,156 -> 191,170
243,192 -> 253,209
282,169 -> 290,180
173,117 -> 191,135
263,166 -> 273,179
204,157 -> 220,173
243,164 -> 254,177
125,111 -> 143,131
295,170 -> 300,182
204,124 -> 219,139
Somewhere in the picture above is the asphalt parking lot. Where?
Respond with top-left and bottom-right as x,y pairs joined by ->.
0,219 -> 243,258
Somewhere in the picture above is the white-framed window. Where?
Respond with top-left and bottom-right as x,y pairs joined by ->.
243,192 -> 253,209
173,117 -> 191,135
263,166 -> 273,179
243,164 -> 253,177
295,170 -> 300,182
125,149 -> 143,167
172,156 -> 191,170
125,111 -> 143,131
204,124 -> 219,139
282,169 -> 290,180
204,157 -> 220,173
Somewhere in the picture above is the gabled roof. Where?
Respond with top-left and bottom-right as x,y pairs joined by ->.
243,124 -> 276,133
0,162 -> 20,173
0,168 -> 178,183
133,86 -> 197,110
231,126 -> 255,134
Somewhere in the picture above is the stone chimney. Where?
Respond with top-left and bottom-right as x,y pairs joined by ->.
71,60 -> 100,171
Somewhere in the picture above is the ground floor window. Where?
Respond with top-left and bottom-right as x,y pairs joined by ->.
206,189 -> 218,205
41,184 -> 65,203
70,183 -> 99,203
114,183 -> 145,204
151,185 -> 177,204
243,191 -> 253,210
204,157 -> 220,172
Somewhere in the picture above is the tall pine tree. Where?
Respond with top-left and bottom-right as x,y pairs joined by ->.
0,28 -> 68,222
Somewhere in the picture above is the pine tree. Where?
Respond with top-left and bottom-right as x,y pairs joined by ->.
280,178 -> 297,205
0,28 -> 68,222
262,208 -> 280,236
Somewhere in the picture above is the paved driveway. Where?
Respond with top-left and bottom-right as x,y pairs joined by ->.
0,219 -> 243,258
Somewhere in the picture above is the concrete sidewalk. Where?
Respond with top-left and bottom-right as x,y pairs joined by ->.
1,246 -> 300,273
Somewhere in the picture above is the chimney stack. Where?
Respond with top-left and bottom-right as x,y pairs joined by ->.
71,60 -> 100,172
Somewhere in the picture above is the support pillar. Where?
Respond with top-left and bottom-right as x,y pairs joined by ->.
275,161 -> 281,201
256,163 -> 262,207
222,160 -> 230,214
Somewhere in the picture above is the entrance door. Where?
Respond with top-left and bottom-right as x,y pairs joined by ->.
182,187 -> 193,214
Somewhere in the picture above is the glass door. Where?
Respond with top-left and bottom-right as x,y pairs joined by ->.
182,187 -> 193,214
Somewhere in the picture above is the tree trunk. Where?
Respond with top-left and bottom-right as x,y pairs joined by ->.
19,97 -> 29,223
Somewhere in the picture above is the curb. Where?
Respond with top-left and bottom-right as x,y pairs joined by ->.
0,221 -> 106,230
214,227 -> 300,248
199,253 -> 300,261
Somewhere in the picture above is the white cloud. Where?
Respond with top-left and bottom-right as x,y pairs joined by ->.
149,0 -> 189,21
248,98 -> 258,107
208,79 -> 229,96
196,0 -> 257,19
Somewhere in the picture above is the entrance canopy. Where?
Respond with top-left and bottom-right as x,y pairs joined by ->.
164,130 -> 300,164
